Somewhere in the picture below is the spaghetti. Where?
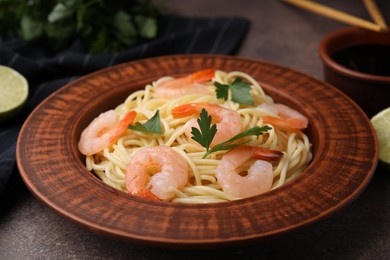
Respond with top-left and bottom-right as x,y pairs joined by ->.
80,70 -> 312,203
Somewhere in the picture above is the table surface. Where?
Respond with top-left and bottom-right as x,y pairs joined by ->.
2,1 -> 390,259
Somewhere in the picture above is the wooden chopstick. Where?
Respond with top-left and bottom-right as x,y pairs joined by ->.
362,0 -> 388,30
282,0 -> 383,32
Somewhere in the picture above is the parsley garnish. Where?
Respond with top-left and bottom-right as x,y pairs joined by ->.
215,82 -> 229,100
190,109 -> 217,152
214,78 -> 254,105
203,125 -> 271,158
191,109 -> 272,158
129,110 -> 163,134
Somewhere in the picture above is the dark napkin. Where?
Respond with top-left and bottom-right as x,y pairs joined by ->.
0,15 -> 250,194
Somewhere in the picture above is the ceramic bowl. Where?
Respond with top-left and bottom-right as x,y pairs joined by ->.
319,27 -> 390,117
17,54 -> 377,248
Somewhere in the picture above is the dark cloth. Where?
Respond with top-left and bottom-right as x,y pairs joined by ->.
0,15 -> 250,194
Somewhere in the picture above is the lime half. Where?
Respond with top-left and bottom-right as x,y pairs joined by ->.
0,65 -> 29,123
371,107 -> 390,171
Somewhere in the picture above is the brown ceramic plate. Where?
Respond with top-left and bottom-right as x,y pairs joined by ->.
16,55 -> 377,248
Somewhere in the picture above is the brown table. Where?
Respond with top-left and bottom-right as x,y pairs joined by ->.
2,1 -> 390,258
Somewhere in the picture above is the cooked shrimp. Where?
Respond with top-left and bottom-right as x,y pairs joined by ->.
78,110 -> 136,156
258,103 -> 308,131
216,146 -> 283,198
172,103 -> 242,145
126,146 -> 188,200
155,69 -> 216,99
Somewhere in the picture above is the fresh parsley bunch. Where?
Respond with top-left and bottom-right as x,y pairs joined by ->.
0,0 -> 161,53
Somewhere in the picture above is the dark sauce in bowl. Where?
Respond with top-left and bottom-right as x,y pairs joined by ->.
332,44 -> 390,76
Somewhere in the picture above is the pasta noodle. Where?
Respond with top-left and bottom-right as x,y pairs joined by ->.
83,70 -> 312,203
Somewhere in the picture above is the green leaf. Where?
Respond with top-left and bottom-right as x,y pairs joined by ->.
214,78 -> 254,105
48,3 -> 73,23
46,22 -> 74,39
129,110 -> 163,134
230,78 -> 254,105
113,11 -> 137,39
190,108 -> 217,152
214,81 -> 229,101
20,15 -> 44,40
203,125 -> 272,158
88,29 -> 110,53
135,15 -> 157,39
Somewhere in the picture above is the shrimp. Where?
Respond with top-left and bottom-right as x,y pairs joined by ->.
125,146 -> 188,200
78,110 -> 137,156
216,146 -> 283,198
258,103 -> 308,131
172,103 -> 242,145
154,69 -> 216,99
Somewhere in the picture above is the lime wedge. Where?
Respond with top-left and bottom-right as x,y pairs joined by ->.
371,107 -> 390,171
0,65 -> 29,123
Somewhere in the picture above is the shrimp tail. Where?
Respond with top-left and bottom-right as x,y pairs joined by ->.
262,116 -> 307,131
108,111 -> 137,142
189,69 -> 216,83
172,103 -> 217,119
133,189 -> 160,201
251,147 -> 284,162
172,103 -> 200,118
120,111 -> 137,129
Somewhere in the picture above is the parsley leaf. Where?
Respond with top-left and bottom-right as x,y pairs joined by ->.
189,108 -> 272,158
214,78 -> 254,105
230,78 -> 254,105
191,109 -> 217,152
215,81 -> 229,100
203,125 -> 272,159
129,110 -> 163,134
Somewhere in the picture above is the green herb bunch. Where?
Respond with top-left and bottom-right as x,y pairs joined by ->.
0,0 -> 162,53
